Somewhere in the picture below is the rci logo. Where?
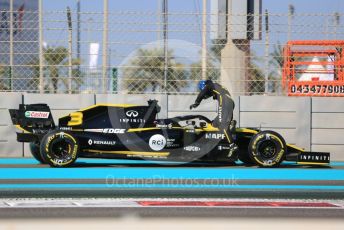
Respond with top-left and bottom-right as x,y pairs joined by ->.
149,134 -> 166,151
126,110 -> 139,118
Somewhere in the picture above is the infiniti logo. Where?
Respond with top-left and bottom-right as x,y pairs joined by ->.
126,110 -> 139,118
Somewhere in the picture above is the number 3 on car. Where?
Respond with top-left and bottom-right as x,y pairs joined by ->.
68,112 -> 83,126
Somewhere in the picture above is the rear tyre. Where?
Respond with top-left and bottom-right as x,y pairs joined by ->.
40,131 -> 79,167
29,142 -> 46,164
248,130 -> 286,167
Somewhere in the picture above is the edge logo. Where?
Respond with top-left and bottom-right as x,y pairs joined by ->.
149,134 -> 166,151
102,128 -> 125,134
126,110 -> 139,118
85,128 -> 125,134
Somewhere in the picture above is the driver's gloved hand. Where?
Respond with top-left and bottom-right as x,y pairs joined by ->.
189,103 -> 200,110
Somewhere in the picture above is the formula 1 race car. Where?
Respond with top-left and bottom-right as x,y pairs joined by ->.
9,99 -> 330,167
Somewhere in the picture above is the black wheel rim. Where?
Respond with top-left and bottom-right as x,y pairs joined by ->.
50,138 -> 73,161
257,140 -> 277,159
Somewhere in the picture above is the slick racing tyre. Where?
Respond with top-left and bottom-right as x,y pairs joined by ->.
29,142 -> 46,164
248,130 -> 286,167
40,131 -> 79,167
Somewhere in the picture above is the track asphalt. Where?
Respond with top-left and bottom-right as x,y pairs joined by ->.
0,158 -> 343,198
0,198 -> 344,218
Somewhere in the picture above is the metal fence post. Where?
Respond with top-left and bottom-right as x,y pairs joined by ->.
163,0 -> 168,93
264,10 -> 269,93
287,4 -> 294,41
67,7 -> 73,94
201,0 -> 207,81
76,0 -> 81,66
9,0 -> 13,90
39,0 -> 44,93
102,0 -> 108,93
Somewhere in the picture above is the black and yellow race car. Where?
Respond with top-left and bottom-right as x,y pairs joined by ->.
9,99 -> 330,167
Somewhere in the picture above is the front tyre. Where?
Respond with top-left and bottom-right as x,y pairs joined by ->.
248,130 -> 286,167
40,131 -> 79,167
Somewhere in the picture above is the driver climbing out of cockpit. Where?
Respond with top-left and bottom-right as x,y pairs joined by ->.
190,80 -> 238,158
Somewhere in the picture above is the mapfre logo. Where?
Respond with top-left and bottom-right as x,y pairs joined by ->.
126,110 -> 139,118
205,133 -> 225,139
149,134 -> 166,151
25,111 -> 50,119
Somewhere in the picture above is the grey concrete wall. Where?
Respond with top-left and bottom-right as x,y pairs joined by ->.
239,96 -> 311,149
168,95 -> 218,120
312,98 -> 344,161
0,93 -> 23,157
0,93 -> 343,161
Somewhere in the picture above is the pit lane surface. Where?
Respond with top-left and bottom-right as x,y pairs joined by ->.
0,198 -> 344,218
0,158 -> 343,198
1,218 -> 344,230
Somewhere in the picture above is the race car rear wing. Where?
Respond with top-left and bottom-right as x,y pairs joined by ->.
9,104 -> 55,142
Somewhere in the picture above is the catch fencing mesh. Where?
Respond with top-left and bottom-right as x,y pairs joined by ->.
0,8 -> 343,95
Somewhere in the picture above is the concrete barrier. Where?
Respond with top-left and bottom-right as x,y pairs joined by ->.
312,98 -> 344,161
0,93 -> 23,157
239,96 -> 311,148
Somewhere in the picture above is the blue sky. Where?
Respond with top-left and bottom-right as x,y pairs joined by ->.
44,0 -> 344,14
41,0 -> 344,69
